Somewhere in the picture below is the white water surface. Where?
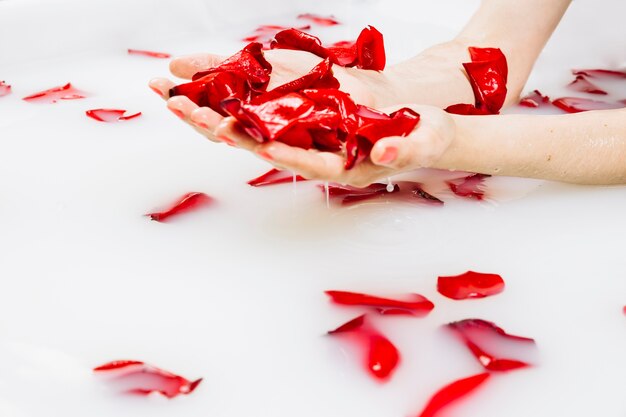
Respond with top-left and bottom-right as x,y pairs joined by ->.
1,1 -> 625,416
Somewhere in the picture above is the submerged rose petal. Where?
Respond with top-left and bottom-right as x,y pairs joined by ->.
567,75 -> 608,95
437,271 -> 505,300
94,360 -> 202,398
0,81 -> 11,97
572,68 -> 626,79
444,103 -> 491,115
447,319 -> 536,372
551,97 -> 625,113
519,90 -> 552,108
86,109 -> 142,122
23,83 -> 87,103
326,290 -> 434,316
247,168 -> 307,187
416,373 -> 490,417
446,173 -> 489,200
128,49 -> 171,59
297,13 -> 340,26
146,192 -> 213,222
327,315 -> 400,381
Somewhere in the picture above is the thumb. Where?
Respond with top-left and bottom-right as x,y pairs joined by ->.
169,53 -> 227,79
369,105 -> 455,170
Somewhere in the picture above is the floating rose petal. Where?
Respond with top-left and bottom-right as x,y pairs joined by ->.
446,173 -> 489,200
23,83 -> 87,103
94,360 -> 202,398
572,68 -> 626,79
447,319 -> 536,372
86,109 -> 142,122
519,90 -> 552,108
297,13 -> 340,26
623,305 -> 626,315
328,315 -> 400,380
128,49 -> 171,59
437,271 -> 505,300
323,181 -> 443,206
146,192 -> 213,222
444,103 -> 491,115
0,81 -> 11,97
551,97 -> 625,113
567,75 -> 607,95
247,168 -> 307,187
326,290 -> 434,316
416,373 -> 490,417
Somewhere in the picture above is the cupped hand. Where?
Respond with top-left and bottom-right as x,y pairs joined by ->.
149,42 -> 468,187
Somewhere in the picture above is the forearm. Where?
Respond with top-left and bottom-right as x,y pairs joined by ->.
387,0 -> 571,108
435,109 -> 626,185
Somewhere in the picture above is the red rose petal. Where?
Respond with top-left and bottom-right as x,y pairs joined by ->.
447,319 -> 536,372
23,83 -> 87,103
146,192 -> 213,222
327,40 -> 358,67
270,29 -> 332,60
444,103 -> 492,115
519,90 -> 552,108
416,373 -> 490,417
0,81 -> 11,97
446,47 -> 508,115
355,25 -> 386,71
572,68 -> 626,79
326,290 -> 434,316
323,181 -> 443,206
567,75 -> 608,95
297,13 -> 341,26
171,71 -> 251,116
192,42 -> 272,87
86,109 -> 142,122
243,24 -> 311,49
327,315 -> 400,380
551,97 -> 625,113
446,173 -> 489,200
128,49 -> 171,59
94,360 -> 202,398
437,271 -> 505,300
247,168 -> 307,187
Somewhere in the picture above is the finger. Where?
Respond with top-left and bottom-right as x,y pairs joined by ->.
149,77 -> 176,99
189,107 -> 223,142
257,142 -> 346,182
169,53 -> 227,79
213,118 -> 264,150
166,95 -> 199,122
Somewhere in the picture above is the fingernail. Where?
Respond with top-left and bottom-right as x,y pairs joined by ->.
195,121 -> 210,129
149,86 -> 162,96
378,146 -> 398,164
257,150 -> 273,161
169,107 -> 184,119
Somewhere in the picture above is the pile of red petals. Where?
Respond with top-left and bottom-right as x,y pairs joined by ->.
128,49 -> 171,59
322,181 -> 442,205
22,83 -> 87,103
437,271 -> 505,300
86,108 -> 142,122
93,360 -> 202,398
447,319 -> 536,372
328,315 -> 400,380
170,27 -> 414,169
146,192 -> 213,222
520,67 -> 626,113
0,80 -> 11,97
248,168 -> 307,187
445,47 -> 508,115
326,290 -> 434,316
